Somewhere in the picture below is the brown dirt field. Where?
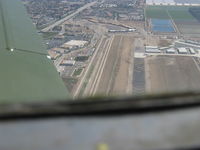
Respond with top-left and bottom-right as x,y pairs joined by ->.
112,36 -> 134,95
145,35 -> 160,46
145,56 -> 200,94
118,20 -> 145,29
96,35 -> 122,95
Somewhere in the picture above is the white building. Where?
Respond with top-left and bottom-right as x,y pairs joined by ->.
146,0 -> 200,6
188,48 -> 196,54
145,46 -> 161,53
177,47 -> 188,54
60,60 -> 76,66
61,40 -> 88,49
166,48 -> 176,53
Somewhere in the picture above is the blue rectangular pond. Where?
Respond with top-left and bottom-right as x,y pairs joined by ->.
151,19 -> 175,33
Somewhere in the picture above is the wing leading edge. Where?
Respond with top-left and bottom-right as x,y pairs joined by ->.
0,0 -> 70,103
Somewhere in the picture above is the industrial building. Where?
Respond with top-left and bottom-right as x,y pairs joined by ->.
61,40 -> 88,49
177,47 -> 188,54
166,48 -> 176,54
50,47 -> 65,53
108,28 -> 136,33
60,60 -> 76,66
146,0 -> 200,6
145,46 -> 161,53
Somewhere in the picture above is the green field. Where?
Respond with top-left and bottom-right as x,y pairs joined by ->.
42,32 -> 58,40
73,68 -> 83,77
169,10 -> 195,20
145,6 -> 200,35
145,6 -> 169,19
145,6 -> 196,20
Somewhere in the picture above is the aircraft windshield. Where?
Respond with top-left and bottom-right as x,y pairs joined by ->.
1,1 -> 200,150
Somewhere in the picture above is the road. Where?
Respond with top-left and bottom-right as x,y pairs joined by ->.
73,36 -> 105,98
144,52 -> 198,57
84,36 -> 113,96
166,9 -> 181,36
41,1 -> 97,32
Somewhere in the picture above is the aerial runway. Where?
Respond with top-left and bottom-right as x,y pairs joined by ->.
145,56 -> 200,94
83,35 -> 135,97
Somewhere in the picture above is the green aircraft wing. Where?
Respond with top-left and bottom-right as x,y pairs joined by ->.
0,0 -> 70,103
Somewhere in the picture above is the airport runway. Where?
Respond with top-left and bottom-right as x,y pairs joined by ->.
73,37 -> 106,98
83,35 -> 134,97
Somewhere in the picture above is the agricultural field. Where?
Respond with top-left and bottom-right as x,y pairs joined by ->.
145,6 -> 195,20
73,68 -> 83,77
42,32 -> 58,40
169,10 -> 194,20
145,56 -> 200,94
189,7 -> 200,21
151,19 -> 175,33
145,6 -> 169,19
145,6 -> 200,36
